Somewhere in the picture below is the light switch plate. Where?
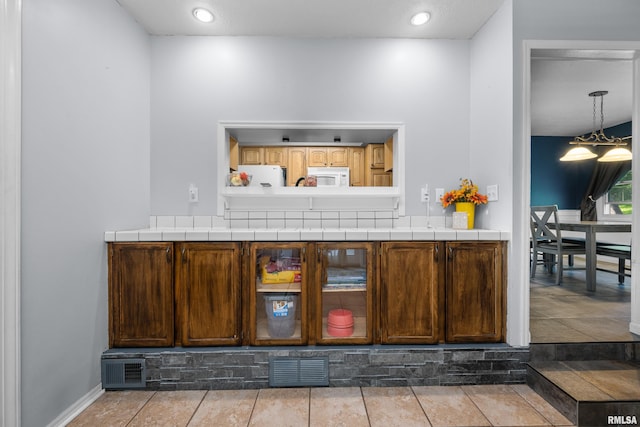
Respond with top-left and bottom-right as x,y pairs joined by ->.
487,184 -> 498,202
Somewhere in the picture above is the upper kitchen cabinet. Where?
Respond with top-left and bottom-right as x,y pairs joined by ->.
384,136 -> 393,172
229,136 -> 239,171
240,146 -> 264,165
308,147 -> 349,167
265,147 -> 288,167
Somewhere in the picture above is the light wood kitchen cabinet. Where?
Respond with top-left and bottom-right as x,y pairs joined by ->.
314,242 -> 374,345
366,144 -> 385,169
365,143 -> 392,186
307,147 -> 329,167
264,147 -> 288,167
384,136 -> 393,172
249,242 -> 309,345
327,147 -> 349,166
287,147 -> 307,186
229,136 -> 239,171
240,147 -> 264,165
379,242 -> 444,344
445,241 -> 506,343
175,243 -> 242,346
307,147 -> 349,167
369,169 -> 392,187
108,242 -> 174,347
349,147 -> 365,186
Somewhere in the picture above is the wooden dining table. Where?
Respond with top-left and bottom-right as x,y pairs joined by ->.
552,220 -> 631,291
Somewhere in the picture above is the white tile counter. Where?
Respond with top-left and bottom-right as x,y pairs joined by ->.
104,227 -> 509,242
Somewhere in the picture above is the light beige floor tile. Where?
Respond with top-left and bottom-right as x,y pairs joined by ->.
462,385 -> 550,427
309,387 -> 369,427
510,384 -> 574,426
531,362 -> 614,401
249,388 -> 310,427
188,389 -> 258,427
529,318 -> 592,343
558,317 -> 636,341
67,390 -> 155,427
569,360 -> 640,400
362,386 -> 430,427
412,385 -> 490,427
128,390 -> 206,427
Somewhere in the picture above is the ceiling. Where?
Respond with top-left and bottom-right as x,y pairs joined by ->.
115,0 -> 504,39
116,0 -> 637,138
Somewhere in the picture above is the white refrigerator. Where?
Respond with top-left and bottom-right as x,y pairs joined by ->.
237,165 -> 286,187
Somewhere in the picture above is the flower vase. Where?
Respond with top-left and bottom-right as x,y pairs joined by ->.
455,202 -> 475,229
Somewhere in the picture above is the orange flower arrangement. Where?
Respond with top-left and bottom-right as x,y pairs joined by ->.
440,178 -> 488,208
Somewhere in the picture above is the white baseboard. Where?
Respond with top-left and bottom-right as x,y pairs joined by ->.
46,383 -> 104,427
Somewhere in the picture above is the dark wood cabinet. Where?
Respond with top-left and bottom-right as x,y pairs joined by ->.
108,240 -> 506,348
379,242 -> 444,344
108,242 -> 174,347
175,242 -> 242,346
314,242 -> 374,345
445,241 -> 506,343
248,242 -> 309,345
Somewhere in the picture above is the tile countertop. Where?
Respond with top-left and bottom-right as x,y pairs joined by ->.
104,228 -> 510,242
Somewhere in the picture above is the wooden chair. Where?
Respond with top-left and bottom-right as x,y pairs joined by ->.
530,205 -> 586,285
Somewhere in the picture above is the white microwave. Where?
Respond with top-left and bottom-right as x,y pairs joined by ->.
307,167 -> 350,187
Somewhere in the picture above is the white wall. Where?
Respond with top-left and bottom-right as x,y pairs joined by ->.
21,0 -> 150,425
469,1 -> 519,342
150,37 -> 472,216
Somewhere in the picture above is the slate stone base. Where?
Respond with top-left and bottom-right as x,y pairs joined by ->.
102,344 -> 529,391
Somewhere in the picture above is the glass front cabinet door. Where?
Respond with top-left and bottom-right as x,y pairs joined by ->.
249,242 -> 308,345
314,242 -> 374,344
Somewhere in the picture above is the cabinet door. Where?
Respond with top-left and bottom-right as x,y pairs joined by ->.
314,242 -> 374,345
367,144 -> 385,169
229,136 -> 239,171
175,243 -> 242,346
445,242 -> 505,343
383,136 -> 393,172
349,147 -> 365,186
265,147 -> 288,167
109,242 -> 174,347
379,242 -> 443,344
240,147 -> 264,165
307,148 -> 328,167
327,148 -> 348,167
287,147 -> 307,186
249,242 -> 308,345
370,170 -> 392,187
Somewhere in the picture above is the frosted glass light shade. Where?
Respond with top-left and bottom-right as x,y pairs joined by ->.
559,146 -> 598,161
598,147 -> 632,162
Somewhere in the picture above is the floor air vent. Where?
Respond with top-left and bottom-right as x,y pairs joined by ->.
101,359 -> 146,389
269,357 -> 329,387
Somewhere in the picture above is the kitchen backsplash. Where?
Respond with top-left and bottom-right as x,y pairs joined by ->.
149,211 -> 450,229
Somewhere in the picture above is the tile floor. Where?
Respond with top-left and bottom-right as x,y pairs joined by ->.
530,259 -> 637,343
68,384 -> 575,427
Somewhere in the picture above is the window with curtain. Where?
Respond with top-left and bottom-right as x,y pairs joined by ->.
604,170 -> 632,215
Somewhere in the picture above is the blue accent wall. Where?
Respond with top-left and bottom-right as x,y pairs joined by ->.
531,121 -> 632,209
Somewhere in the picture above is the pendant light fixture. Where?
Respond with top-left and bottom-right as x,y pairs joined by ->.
559,90 -> 631,162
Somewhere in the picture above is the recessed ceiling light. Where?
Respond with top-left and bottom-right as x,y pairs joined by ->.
193,8 -> 215,23
410,12 -> 431,26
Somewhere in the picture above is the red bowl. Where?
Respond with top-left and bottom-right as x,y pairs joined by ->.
327,309 -> 353,327
327,324 -> 354,337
